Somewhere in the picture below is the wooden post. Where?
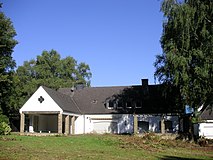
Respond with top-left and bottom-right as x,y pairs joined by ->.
65,115 -> 70,135
133,113 -> 138,134
58,113 -> 62,134
71,116 -> 75,135
20,113 -> 25,133
161,114 -> 165,134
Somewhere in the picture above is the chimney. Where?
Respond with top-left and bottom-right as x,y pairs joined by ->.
142,79 -> 149,96
142,79 -> 148,86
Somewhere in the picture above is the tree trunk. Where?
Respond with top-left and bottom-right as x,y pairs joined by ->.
188,116 -> 194,141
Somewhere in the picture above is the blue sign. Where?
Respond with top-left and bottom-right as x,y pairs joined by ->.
185,105 -> 194,114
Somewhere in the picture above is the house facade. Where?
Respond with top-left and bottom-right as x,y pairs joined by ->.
19,79 -> 183,135
194,107 -> 213,139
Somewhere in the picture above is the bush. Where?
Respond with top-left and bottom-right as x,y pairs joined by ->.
198,136 -> 208,147
0,114 -> 12,135
0,114 -> 9,124
0,122 -> 12,135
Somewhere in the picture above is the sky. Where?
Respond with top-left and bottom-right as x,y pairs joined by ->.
2,0 -> 164,87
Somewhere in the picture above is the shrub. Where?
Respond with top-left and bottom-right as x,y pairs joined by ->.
198,136 -> 208,147
0,122 -> 12,135
0,114 -> 12,135
0,114 -> 9,124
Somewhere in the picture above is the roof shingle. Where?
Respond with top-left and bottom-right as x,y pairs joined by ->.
42,86 -> 81,114
58,84 -> 183,114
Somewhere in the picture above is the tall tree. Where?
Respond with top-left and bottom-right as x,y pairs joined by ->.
154,0 -> 213,110
14,49 -> 92,107
0,4 -> 18,116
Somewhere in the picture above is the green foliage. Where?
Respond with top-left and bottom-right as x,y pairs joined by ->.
154,0 -> 213,110
0,122 -> 11,135
0,5 -> 18,116
0,114 -> 9,124
0,114 -> 11,135
13,49 -> 92,108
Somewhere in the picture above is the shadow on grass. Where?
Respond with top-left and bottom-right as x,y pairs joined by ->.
160,156 -> 202,160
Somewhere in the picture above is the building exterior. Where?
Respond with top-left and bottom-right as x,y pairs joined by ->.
19,79 -> 183,135
194,107 -> 213,139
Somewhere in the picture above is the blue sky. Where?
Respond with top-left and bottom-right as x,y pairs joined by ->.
2,0 -> 163,86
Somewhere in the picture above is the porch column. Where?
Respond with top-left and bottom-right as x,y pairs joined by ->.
71,116 -> 75,135
161,114 -> 165,134
20,113 -> 25,133
133,113 -> 138,134
58,113 -> 63,134
65,115 -> 70,135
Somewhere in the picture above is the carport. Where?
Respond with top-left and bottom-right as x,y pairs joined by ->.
20,111 -> 77,134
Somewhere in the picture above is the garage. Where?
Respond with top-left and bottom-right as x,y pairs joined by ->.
93,121 -> 117,134
194,122 -> 213,139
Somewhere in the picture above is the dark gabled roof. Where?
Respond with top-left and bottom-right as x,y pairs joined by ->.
42,86 -> 81,114
59,86 -> 127,114
200,107 -> 213,120
58,84 -> 183,114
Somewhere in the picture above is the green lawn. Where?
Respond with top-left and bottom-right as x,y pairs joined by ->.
0,134 -> 212,160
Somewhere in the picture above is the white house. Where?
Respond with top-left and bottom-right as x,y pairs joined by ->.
19,79 -> 182,135
194,106 -> 213,139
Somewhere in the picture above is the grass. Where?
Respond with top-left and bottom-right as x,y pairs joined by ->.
0,133 -> 212,160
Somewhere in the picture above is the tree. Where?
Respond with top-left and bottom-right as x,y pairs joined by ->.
0,4 -> 18,116
154,0 -> 213,111
14,49 -> 92,107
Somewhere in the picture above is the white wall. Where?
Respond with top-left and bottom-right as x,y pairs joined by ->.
74,115 -> 93,134
74,114 -> 179,134
117,114 -> 133,134
20,86 -> 62,113
75,114 -> 121,134
137,115 -> 179,133
195,123 -> 213,139
74,115 -> 83,134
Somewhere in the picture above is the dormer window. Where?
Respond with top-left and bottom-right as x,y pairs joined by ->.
91,99 -> 98,104
126,101 -> 132,109
135,101 -> 142,108
106,100 -> 115,109
106,99 -> 141,110
117,100 -> 124,109
109,101 -> 114,108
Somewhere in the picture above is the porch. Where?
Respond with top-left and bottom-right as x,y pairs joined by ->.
20,112 -> 77,135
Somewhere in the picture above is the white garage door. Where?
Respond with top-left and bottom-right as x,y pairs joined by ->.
200,123 -> 213,139
93,121 -> 117,134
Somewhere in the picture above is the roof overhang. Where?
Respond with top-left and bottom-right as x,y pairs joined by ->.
22,111 -> 60,114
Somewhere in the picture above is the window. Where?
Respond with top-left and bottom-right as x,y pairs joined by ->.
117,100 -> 124,109
138,121 -> 149,133
109,101 -> 114,108
91,99 -> 97,104
38,96 -> 44,103
135,101 -> 142,108
165,120 -> 172,131
106,100 -> 115,109
126,101 -> 132,108
159,120 -> 173,133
